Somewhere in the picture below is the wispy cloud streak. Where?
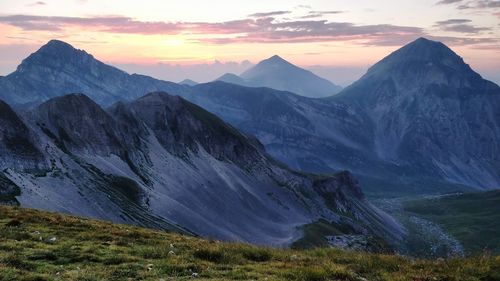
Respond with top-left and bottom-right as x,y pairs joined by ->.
0,14 -> 426,45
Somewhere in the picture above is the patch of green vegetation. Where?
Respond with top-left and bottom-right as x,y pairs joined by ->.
0,205 -> 499,280
291,219 -> 348,249
404,190 -> 500,255
292,219 -> 390,253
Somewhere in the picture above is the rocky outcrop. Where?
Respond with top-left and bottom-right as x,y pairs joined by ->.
0,99 -> 45,170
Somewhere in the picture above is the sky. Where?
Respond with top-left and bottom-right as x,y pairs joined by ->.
0,0 -> 499,85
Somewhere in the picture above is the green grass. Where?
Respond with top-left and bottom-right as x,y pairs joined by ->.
404,190 -> 500,255
0,205 -> 499,280
291,219 -> 364,250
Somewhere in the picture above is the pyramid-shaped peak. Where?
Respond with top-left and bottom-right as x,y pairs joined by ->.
261,55 -> 291,65
36,39 -> 87,57
268,55 -> 286,61
43,39 -> 75,50
411,37 -> 439,45
388,37 -> 457,62
366,37 -> 469,75
29,39 -> 93,60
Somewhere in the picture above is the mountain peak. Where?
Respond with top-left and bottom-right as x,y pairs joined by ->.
365,37 -> 477,79
43,39 -> 75,50
35,39 -> 91,59
179,79 -> 198,86
267,55 -> 286,62
215,73 -> 247,84
18,39 -> 96,74
259,55 -> 292,67
32,93 -> 122,155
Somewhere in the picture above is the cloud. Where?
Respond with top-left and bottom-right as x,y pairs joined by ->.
0,13 -> 496,47
475,0 -> 500,8
428,35 -> 499,45
436,0 -> 463,4
27,1 -> 46,6
0,14 -> 425,45
248,11 -> 290,18
435,19 -> 472,24
295,5 -> 312,9
300,11 -> 344,19
114,60 -> 254,83
434,18 -> 490,34
437,0 -> 500,9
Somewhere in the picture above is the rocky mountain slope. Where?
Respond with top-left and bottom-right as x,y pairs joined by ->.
1,38 -> 498,196
334,38 -> 500,189
0,40 -> 192,106
0,93 -> 404,247
215,55 -> 342,98
191,39 -> 500,193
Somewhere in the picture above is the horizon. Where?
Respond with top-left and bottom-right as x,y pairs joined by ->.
0,0 -> 499,85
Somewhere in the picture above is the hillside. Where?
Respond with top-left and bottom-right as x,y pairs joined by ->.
0,92 -> 404,248
404,190 -> 500,255
1,206 -> 499,281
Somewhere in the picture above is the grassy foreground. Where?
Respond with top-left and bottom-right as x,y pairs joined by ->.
0,206 -> 499,281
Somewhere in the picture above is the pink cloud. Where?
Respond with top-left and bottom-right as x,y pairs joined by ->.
0,13 -> 497,47
0,14 -> 425,45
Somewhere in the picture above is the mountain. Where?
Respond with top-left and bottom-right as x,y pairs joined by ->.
2,38 -> 498,196
241,55 -> 342,97
334,37 -> 500,189
185,39 -> 500,193
215,73 -> 248,85
213,56 -> 342,98
179,79 -> 198,86
0,40 -> 192,106
0,93 -> 404,248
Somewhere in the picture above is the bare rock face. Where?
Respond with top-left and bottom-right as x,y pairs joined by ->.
127,92 -> 264,167
336,38 -> 500,188
29,93 -> 125,156
0,99 -> 44,170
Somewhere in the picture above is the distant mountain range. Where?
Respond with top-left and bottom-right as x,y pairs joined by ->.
179,79 -> 198,86
215,55 -> 343,98
0,91 -> 403,247
0,38 -> 498,198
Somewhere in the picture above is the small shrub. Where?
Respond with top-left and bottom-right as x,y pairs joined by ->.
194,248 -> 224,263
241,247 -> 272,262
6,219 -> 22,227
